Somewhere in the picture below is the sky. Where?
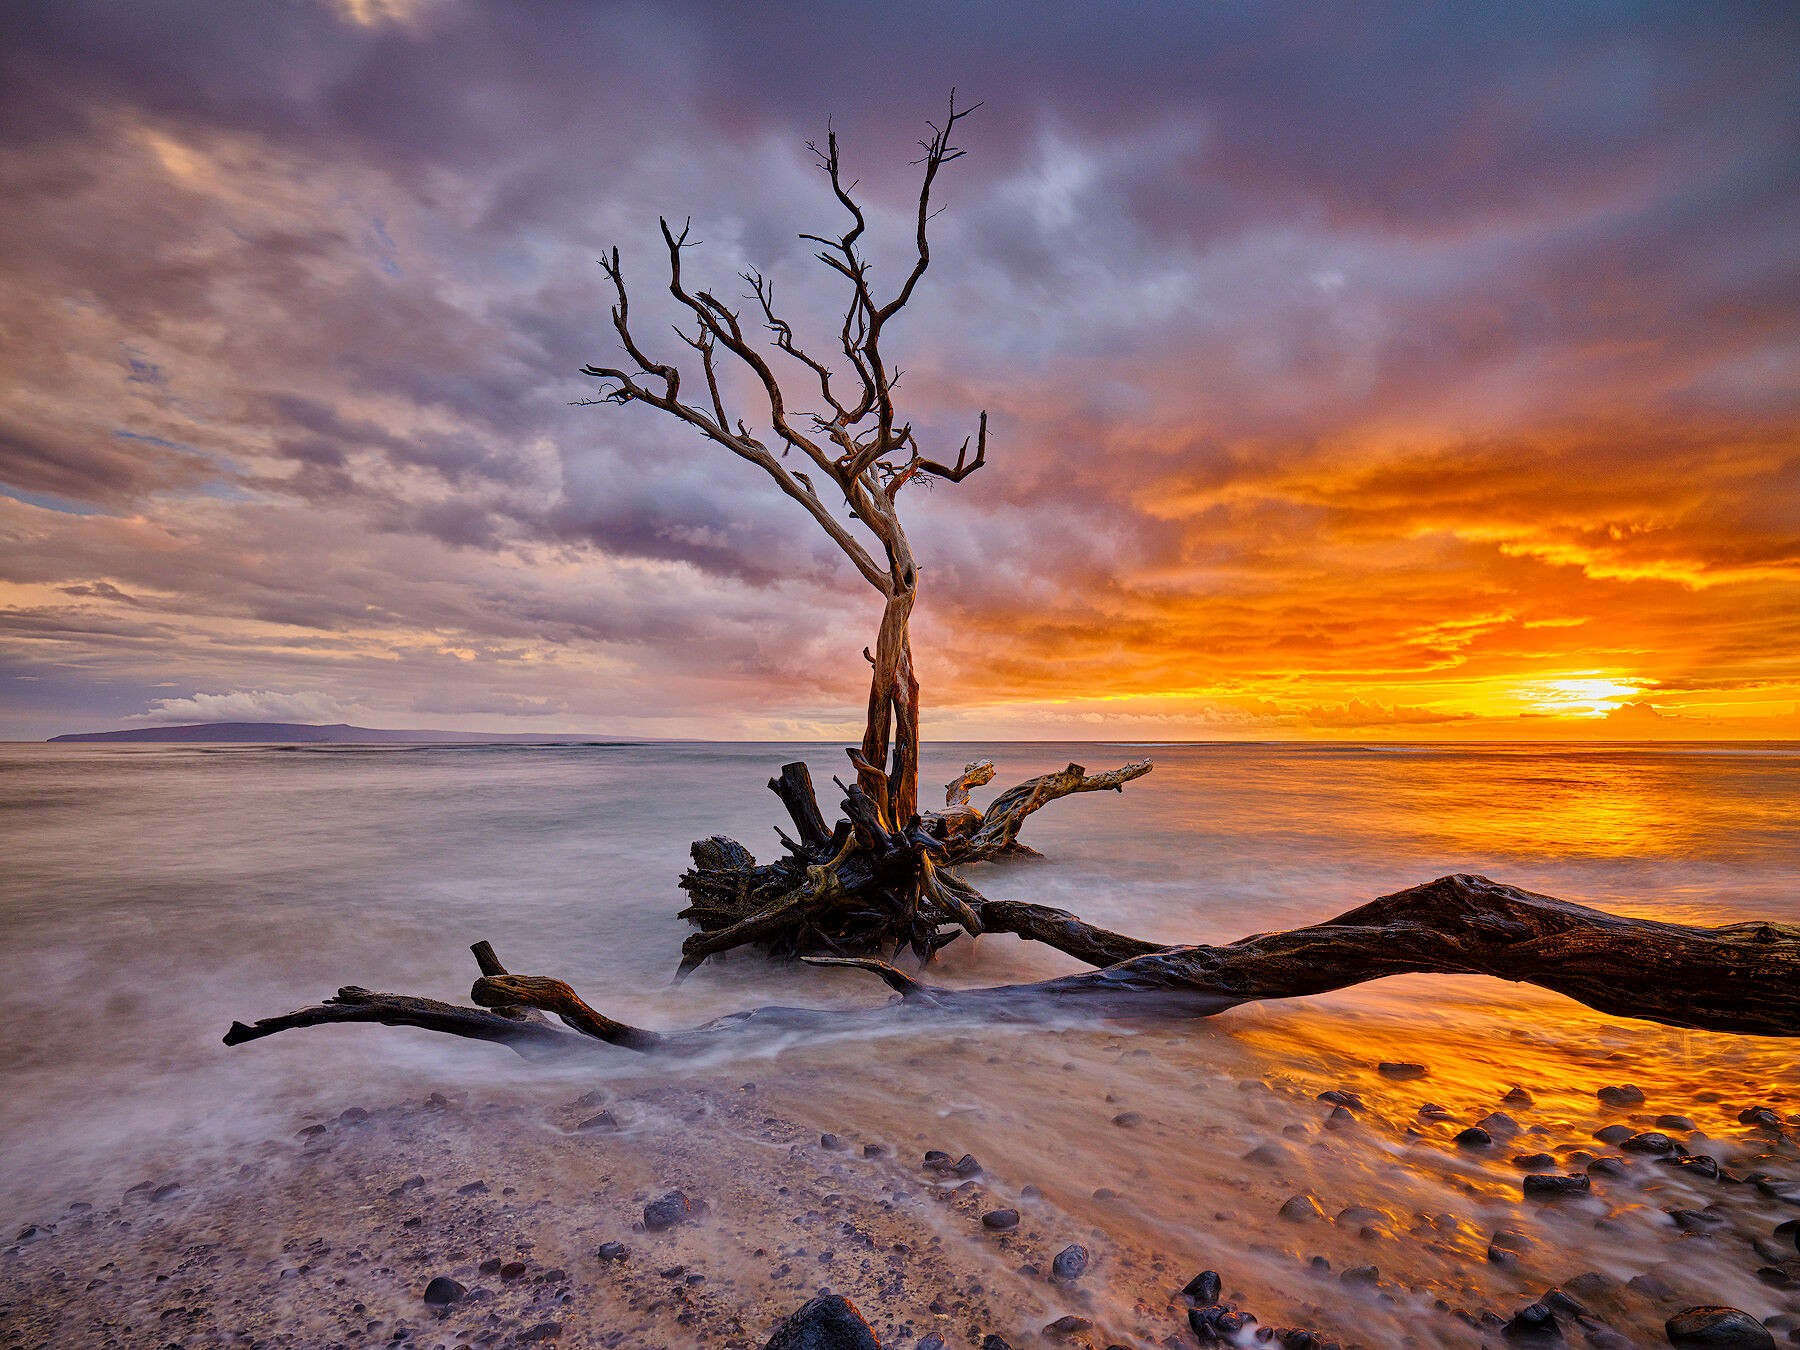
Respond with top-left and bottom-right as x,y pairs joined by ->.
1,0 -> 1797,742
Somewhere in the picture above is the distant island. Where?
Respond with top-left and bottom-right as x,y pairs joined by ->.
47,721 -> 622,744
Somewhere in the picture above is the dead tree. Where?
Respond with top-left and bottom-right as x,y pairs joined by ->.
226,875 -> 1800,1057
576,95 -> 1150,969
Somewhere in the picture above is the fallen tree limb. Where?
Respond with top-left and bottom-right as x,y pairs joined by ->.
225,875 -> 1800,1062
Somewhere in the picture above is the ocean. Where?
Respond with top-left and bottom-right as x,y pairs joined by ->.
3,739 -> 1797,1344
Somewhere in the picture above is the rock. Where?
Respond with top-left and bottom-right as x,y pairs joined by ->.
820,1133 -> 844,1150
1181,1269 -> 1221,1303
1051,1245 -> 1089,1281
1513,1153 -> 1558,1170
1661,1154 -> 1732,1182
1664,1306 -> 1776,1348
1340,1265 -> 1379,1286
981,1209 -> 1020,1231
338,1106 -> 369,1122
980,1337 -> 1013,1350
862,1143 -> 884,1158
1479,1112 -> 1521,1137
1319,1090 -> 1366,1109
1503,1087 -> 1534,1107
1335,1206 -> 1385,1229
1523,1173 -> 1591,1199
1324,1105 -> 1356,1129
1629,1273 -> 1675,1298
1378,1062 -> 1427,1080
1595,1125 -> 1635,1145
1564,1272 -> 1616,1300
1455,1127 -> 1494,1149
457,1180 -> 488,1194
479,1257 -> 502,1274
1543,1289 -> 1587,1319
1243,1143 -> 1297,1166
1189,1304 -> 1255,1343
1656,1115 -> 1697,1131
763,1293 -> 881,1350
1419,1103 -> 1453,1119
1738,1107 -> 1783,1130
1111,1112 -> 1142,1128
1598,1085 -> 1645,1108
518,1323 -> 563,1343
501,1261 -> 527,1280
423,1276 -> 466,1305
1623,1132 -> 1676,1154
1043,1315 -> 1091,1337
1279,1194 -> 1325,1222
1588,1157 -> 1630,1178
150,1183 -> 181,1202
1502,1302 -> 1561,1342
577,1111 -> 619,1132
596,1242 -> 628,1262
644,1190 -> 699,1231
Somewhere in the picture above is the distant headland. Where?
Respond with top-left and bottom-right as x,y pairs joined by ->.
47,722 -> 620,745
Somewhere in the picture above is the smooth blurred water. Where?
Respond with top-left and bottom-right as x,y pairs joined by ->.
2,738 -> 1797,1231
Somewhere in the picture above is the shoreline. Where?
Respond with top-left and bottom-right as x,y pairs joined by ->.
5,1024 -> 1797,1349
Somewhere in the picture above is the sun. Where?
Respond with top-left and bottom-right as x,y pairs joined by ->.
1513,674 -> 1644,717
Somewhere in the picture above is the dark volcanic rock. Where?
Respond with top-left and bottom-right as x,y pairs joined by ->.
1279,1194 -> 1325,1222
422,1276 -> 466,1305
644,1190 -> 700,1231
1664,1306 -> 1776,1348
1502,1301 -> 1561,1342
1181,1269 -> 1221,1303
1189,1304 -> 1255,1343
1051,1245 -> 1089,1281
981,1208 -> 1020,1231
1378,1061 -> 1427,1080
1523,1173 -> 1591,1199
763,1293 -> 881,1350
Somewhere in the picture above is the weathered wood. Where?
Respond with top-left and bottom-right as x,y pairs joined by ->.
946,759 -> 1154,863
226,876 -> 1800,1063
768,763 -> 831,853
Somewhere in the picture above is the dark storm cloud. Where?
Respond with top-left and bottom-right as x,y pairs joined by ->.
1,0 -> 1796,736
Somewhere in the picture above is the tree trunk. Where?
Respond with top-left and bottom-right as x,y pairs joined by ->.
857,585 -> 919,826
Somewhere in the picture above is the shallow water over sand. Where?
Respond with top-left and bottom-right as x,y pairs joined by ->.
2,741 -> 1797,1346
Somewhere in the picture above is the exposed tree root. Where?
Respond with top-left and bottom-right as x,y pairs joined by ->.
225,874 -> 1800,1061
673,756 -> 1152,974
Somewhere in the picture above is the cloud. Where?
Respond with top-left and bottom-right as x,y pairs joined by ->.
126,689 -> 372,725
0,0 -> 1796,739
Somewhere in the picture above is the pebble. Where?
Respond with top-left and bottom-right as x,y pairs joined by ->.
1597,1085 -> 1645,1107
1656,1114 -> 1698,1131
1502,1301 -> 1560,1342
1278,1194 -> 1325,1222
577,1111 -> 619,1132
1513,1153 -> 1557,1170
820,1133 -> 844,1150
981,1209 -> 1019,1231
1455,1127 -> 1493,1149
422,1276 -> 465,1305
1502,1087 -> 1534,1107
762,1293 -> 881,1350
1621,1131 -> 1675,1154
1340,1265 -> 1378,1286
596,1242 -> 628,1262
1594,1125 -> 1635,1145
1181,1269 -> 1222,1303
1478,1111 -> 1520,1137
1051,1244 -> 1089,1281
1378,1062 -> 1427,1080
1043,1315 -> 1091,1337
500,1261 -> 527,1280
1665,1306 -> 1776,1349
643,1190 -> 699,1231
1318,1090 -> 1366,1109
1419,1103 -> 1453,1120
1110,1112 -> 1142,1128
1522,1173 -> 1591,1199
1738,1107 -> 1783,1130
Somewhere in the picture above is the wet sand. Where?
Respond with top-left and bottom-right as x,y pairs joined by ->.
4,998 -> 1798,1350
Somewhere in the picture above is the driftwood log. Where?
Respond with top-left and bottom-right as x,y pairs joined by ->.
225,874 -> 1800,1059
673,756 -> 1151,974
